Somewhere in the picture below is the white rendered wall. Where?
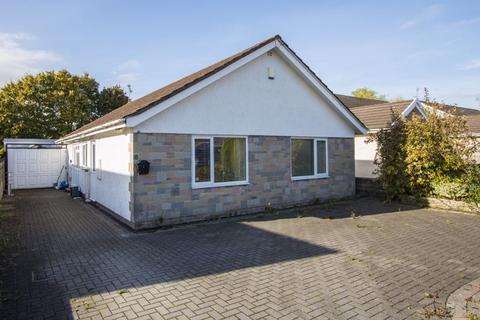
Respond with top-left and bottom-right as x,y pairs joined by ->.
354,135 -> 378,178
67,133 -> 132,221
135,51 -> 355,138
355,136 -> 377,160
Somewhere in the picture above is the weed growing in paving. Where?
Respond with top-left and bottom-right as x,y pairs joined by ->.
418,291 -> 451,318
118,288 -> 129,295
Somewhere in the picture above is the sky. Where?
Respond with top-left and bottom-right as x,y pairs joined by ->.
0,0 -> 479,108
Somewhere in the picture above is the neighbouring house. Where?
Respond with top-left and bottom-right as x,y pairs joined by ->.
57,35 -> 367,229
339,95 -> 480,178
341,97 -> 426,178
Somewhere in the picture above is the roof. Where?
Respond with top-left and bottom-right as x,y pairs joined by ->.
4,138 -> 57,145
339,94 -> 480,133
62,35 -> 366,140
427,104 -> 480,133
336,94 -> 386,108
64,36 -> 279,139
346,100 -> 414,130
455,107 -> 480,133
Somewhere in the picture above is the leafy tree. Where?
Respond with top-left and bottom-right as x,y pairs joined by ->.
404,100 -> 477,196
0,70 -> 129,153
352,87 -> 386,100
96,85 -> 129,118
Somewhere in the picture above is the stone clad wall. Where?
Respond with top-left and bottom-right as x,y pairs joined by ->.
132,133 -> 354,229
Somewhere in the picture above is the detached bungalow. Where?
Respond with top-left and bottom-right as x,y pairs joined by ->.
57,35 -> 367,229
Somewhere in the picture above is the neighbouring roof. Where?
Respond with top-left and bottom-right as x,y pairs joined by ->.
62,35 -> 366,140
339,94 -> 480,133
343,99 -> 414,130
456,108 -> 480,133
336,94 -> 386,108
4,138 -> 56,145
430,104 -> 480,133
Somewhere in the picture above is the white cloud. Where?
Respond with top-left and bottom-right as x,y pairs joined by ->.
113,59 -> 141,85
0,32 -> 61,84
460,59 -> 480,70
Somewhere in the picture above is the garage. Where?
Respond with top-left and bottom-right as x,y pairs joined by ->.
4,139 -> 67,191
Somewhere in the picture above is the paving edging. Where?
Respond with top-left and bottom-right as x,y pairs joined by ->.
401,196 -> 480,214
447,277 -> 480,320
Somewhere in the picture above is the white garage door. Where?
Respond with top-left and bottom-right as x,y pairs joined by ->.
8,148 -> 67,189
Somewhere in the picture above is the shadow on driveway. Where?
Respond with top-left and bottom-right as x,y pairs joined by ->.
8,189 -> 345,319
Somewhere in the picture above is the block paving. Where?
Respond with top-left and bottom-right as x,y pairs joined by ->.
3,189 -> 480,319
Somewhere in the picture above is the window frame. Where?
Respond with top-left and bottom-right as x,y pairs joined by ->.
191,135 -> 249,189
73,145 -> 80,166
91,141 -> 96,171
291,137 -> 329,181
81,143 -> 88,168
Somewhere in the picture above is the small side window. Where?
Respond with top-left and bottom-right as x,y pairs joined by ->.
91,142 -> 96,171
74,146 -> 80,166
81,144 -> 88,167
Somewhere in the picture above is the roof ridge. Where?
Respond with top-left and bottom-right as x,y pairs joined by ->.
362,99 -> 414,107
63,35 -> 279,139
62,34 -> 367,139
336,94 -> 386,101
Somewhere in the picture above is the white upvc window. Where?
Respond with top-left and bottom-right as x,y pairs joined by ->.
291,138 -> 328,180
81,143 -> 88,167
74,145 -> 80,166
91,141 -> 96,171
192,135 -> 248,189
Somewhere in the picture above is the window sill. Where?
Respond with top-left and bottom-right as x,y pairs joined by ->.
71,165 -> 90,171
192,181 -> 249,189
292,175 -> 329,181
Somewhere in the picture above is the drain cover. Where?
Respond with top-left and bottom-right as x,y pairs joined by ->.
31,271 -> 48,282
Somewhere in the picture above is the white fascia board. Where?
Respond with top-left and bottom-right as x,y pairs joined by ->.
415,102 -> 428,119
56,121 -> 126,144
126,42 -> 277,128
273,40 -> 368,135
401,97 -> 427,119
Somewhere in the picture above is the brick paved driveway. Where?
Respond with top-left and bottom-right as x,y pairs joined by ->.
4,189 -> 480,319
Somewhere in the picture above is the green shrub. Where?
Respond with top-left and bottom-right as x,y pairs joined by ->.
462,165 -> 480,203
367,112 -> 410,200
431,177 -> 468,200
369,90 -> 480,202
